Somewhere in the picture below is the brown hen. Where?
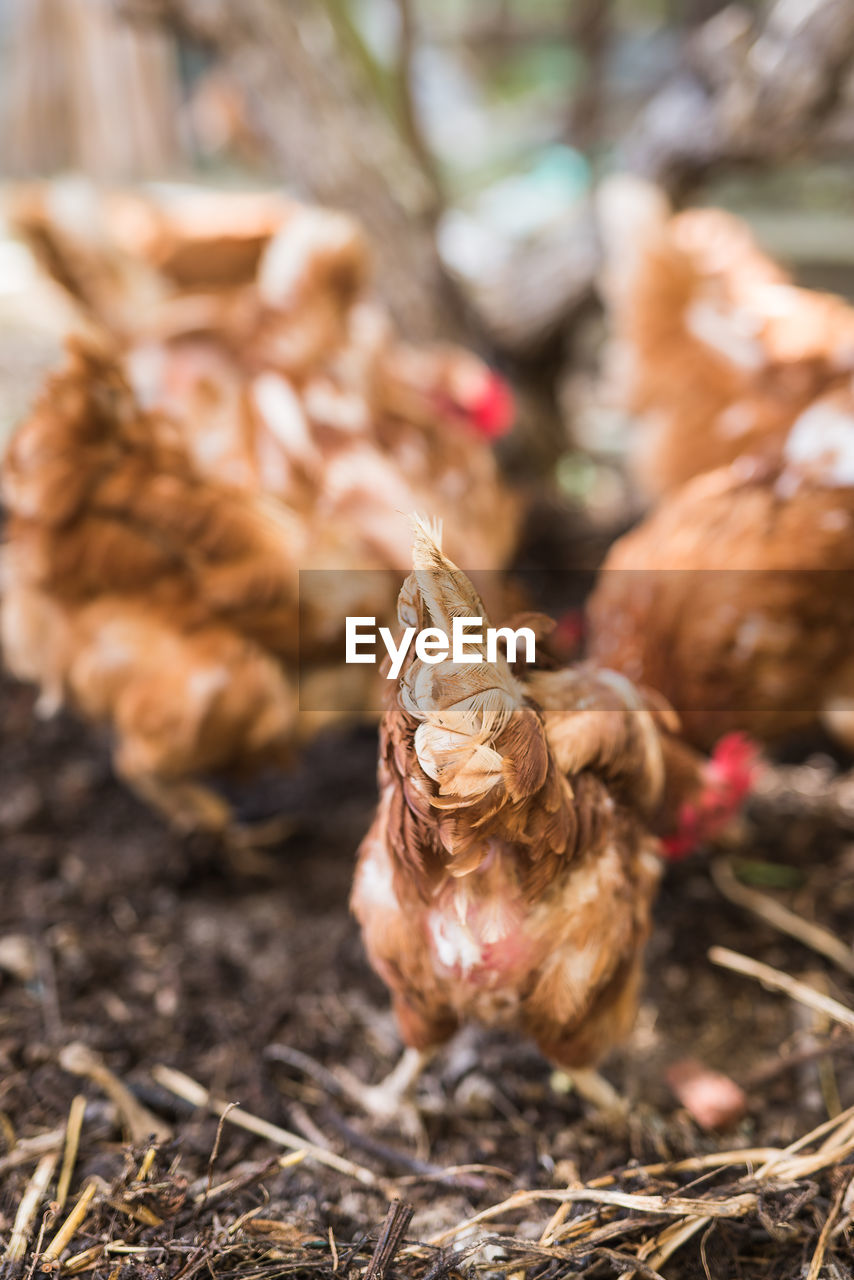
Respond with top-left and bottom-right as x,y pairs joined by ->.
598,177 -> 854,500
1,338 -> 388,837
348,520 -> 745,1119
587,390 -> 854,751
9,182 -> 518,577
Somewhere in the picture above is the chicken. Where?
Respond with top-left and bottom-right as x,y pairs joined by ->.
597,176 -> 854,501
586,388 -> 854,752
347,520 -> 752,1119
9,182 -> 518,578
0,338 -> 391,838
7,181 -> 296,336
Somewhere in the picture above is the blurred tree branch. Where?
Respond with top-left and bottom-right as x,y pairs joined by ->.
420,12 -> 582,51
317,0 -> 396,119
564,0 -> 613,151
319,0 -> 443,212
393,0 -> 443,212
668,0 -> 731,30
440,0 -> 854,366
121,0 -> 462,340
625,0 -> 854,193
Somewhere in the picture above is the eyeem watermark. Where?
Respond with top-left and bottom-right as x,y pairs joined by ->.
346,616 -> 537,679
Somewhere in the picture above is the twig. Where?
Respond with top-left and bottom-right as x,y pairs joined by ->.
59,1043 -> 171,1144
204,1102 -> 236,1202
265,1044 -> 352,1103
194,1152 -> 304,1208
806,1170 -> 853,1280
106,1195 -> 163,1228
152,1064 -> 386,1190
170,1154 -> 302,1230
699,1223 -> 715,1280
397,1163 -> 511,1187
539,1167 -> 582,1247
712,860 -> 854,976
4,1152 -> 58,1262
753,1103 -> 854,1182
288,1102 -> 336,1155
61,1244 -> 105,1274
364,1200 -> 414,1280
320,1107 -> 489,1189
627,1214 -> 711,1280
744,1033 -> 852,1088
553,1214 -> 672,1252
709,947 -> 854,1031
437,1106 -> 854,1276
135,1146 -> 157,1182
320,1107 -> 437,1176
428,1186 -> 757,1245
595,1247 -> 665,1280
23,1205 -> 54,1280
589,1148 -> 785,1183
41,1180 -> 98,1264
0,1128 -> 65,1178
55,1095 -> 87,1212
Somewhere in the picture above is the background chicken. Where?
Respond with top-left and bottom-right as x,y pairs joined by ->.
9,182 -> 518,577
586,388 -> 854,752
1,185 -> 520,837
1,338 -> 395,839
597,176 -> 854,501
348,520 -> 752,1119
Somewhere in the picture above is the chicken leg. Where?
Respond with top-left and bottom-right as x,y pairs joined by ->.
332,1048 -> 435,1125
122,771 -> 294,873
272,1043 -> 434,1138
821,660 -> 854,751
124,772 -> 233,834
551,1067 -> 627,1116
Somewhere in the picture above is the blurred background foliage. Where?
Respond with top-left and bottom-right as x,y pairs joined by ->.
2,0 -> 854,468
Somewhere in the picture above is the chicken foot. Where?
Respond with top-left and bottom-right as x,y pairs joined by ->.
276,1044 -> 434,1137
122,772 -> 294,873
333,1049 -> 624,1125
332,1047 -> 435,1125
125,773 -> 233,834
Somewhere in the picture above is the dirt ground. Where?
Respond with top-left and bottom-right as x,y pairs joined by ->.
2,665 -> 854,1279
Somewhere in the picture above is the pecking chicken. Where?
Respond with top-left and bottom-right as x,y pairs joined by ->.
597,176 -> 854,501
347,520 -> 753,1119
6,181 -> 295,335
0,337 -> 394,838
9,182 -> 518,577
586,386 -> 854,752
2,186 -> 519,838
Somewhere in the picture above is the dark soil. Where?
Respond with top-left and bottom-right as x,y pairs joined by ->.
1,670 -> 854,1279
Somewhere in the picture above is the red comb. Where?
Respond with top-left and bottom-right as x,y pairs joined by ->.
707,732 -> 762,801
468,373 -> 515,440
662,733 -> 761,861
552,609 -> 585,659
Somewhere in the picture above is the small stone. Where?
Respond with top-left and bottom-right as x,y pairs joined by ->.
0,779 -> 43,832
0,934 -> 37,983
666,1058 -> 748,1130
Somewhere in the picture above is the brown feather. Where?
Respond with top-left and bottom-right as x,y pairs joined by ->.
351,522 -> 694,1076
